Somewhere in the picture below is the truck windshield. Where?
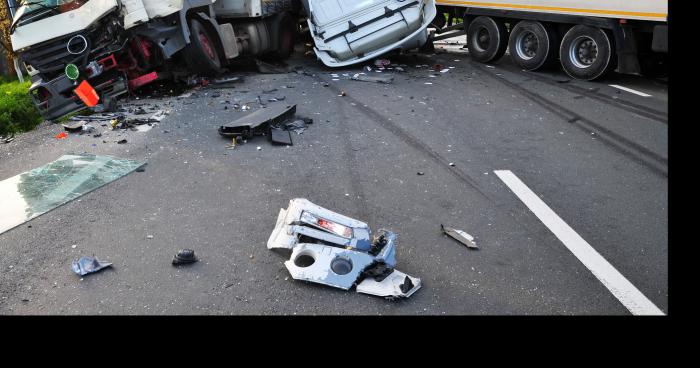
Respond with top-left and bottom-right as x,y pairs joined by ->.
12,1 -> 89,32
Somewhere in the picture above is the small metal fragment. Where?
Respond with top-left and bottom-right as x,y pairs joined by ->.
441,224 -> 478,249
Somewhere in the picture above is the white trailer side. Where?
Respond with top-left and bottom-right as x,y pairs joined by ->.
432,0 -> 668,79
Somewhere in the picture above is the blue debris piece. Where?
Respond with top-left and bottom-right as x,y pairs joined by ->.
71,256 -> 113,276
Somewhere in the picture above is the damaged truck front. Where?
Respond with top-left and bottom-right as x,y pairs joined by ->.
9,0 -> 300,121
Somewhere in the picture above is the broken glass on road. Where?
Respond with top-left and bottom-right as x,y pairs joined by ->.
0,154 -> 144,235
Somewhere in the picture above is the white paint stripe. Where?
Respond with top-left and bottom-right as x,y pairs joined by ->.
494,170 -> 664,315
609,84 -> 652,97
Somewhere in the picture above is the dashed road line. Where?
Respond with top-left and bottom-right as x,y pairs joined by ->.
609,84 -> 652,97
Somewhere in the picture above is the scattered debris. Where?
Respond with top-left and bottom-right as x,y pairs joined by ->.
417,171 -> 425,175
2,134 -> 15,143
268,198 -> 421,299
284,119 -> 307,134
270,127 -> 293,146
441,224 -> 478,249
219,104 -> 297,139
374,59 -> 391,68
351,74 -> 394,84
172,249 -> 199,265
117,139 -> 128,144
71,256 -> 113,276
55,132 -> 68,139
62,121 -> 87,132
213,75 -> 243,85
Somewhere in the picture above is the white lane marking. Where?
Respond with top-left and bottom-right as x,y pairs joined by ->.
609,84 -> 652,97
494,170 -> 664,316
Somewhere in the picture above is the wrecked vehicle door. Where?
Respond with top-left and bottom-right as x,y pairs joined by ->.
303,0 -> 437,67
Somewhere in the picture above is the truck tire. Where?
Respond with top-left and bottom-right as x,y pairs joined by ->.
467,16 -> 508,63
508,21 -> 558,71
559,25 -> 614,80
270,12 -> 296,60
183,19 -> 223,77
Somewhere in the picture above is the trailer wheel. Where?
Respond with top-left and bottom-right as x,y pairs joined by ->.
560,25 -> 614,80
467,16 -> 508,63
184,19 -> 223,77
508,21 -> 558,71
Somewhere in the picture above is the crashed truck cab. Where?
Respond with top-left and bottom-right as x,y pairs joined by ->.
9,0 -> 229,121
303,0 -> 437,67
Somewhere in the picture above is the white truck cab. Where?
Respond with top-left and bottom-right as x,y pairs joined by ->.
303,0 -> 437,67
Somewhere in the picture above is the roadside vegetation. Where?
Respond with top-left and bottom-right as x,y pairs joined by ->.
0,76 -> 43,135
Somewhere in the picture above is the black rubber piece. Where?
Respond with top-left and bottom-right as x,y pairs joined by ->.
508,21 -> 558,71
467,16 -> 508,63
559,25 -> 614,81
183,18 -> 223,77
399,276 -> 414,294
172,249 -> 198,265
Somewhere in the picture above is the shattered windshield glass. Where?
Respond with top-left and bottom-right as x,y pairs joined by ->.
0,154 -> 143,235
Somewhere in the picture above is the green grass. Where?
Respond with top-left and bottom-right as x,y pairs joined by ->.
0,76 -> 43,135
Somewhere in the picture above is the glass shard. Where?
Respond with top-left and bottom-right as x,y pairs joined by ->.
0,154 -> 143,235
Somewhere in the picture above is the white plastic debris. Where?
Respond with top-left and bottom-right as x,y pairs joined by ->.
268,198 -> 421,299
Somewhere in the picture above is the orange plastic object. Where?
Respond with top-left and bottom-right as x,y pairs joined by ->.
74,80 -> 99,107
55,132 -> 67,139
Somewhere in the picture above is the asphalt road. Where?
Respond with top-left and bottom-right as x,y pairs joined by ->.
0,42 -> 668,315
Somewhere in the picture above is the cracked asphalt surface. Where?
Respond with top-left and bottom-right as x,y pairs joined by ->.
0,43 -> 667,314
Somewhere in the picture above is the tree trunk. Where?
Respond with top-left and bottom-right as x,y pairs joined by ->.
0,0 -> 16,76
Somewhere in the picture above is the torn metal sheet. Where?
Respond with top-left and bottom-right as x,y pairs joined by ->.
351,74 -> 394,84
285,243 -> 375,290
71,256 -> 113,276
213,75 -> 243,85
268,198 -> 421,299
218,104 -> 297,139
0,154 -> 144,235
441,224 -> 478,249
356,270 -> 422,299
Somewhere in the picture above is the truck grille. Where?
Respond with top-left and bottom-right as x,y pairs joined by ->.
21,33 -> 88,77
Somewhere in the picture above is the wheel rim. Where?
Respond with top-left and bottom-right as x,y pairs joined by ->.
569,35 -> 598,68
199,31 -> 216,60
515,30 -> 539,60
472,26 -> 491,52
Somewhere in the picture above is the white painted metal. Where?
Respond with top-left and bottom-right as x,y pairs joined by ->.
436,0 -> 667,22
11,0 -> 120,51
307,0 -> 438,67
